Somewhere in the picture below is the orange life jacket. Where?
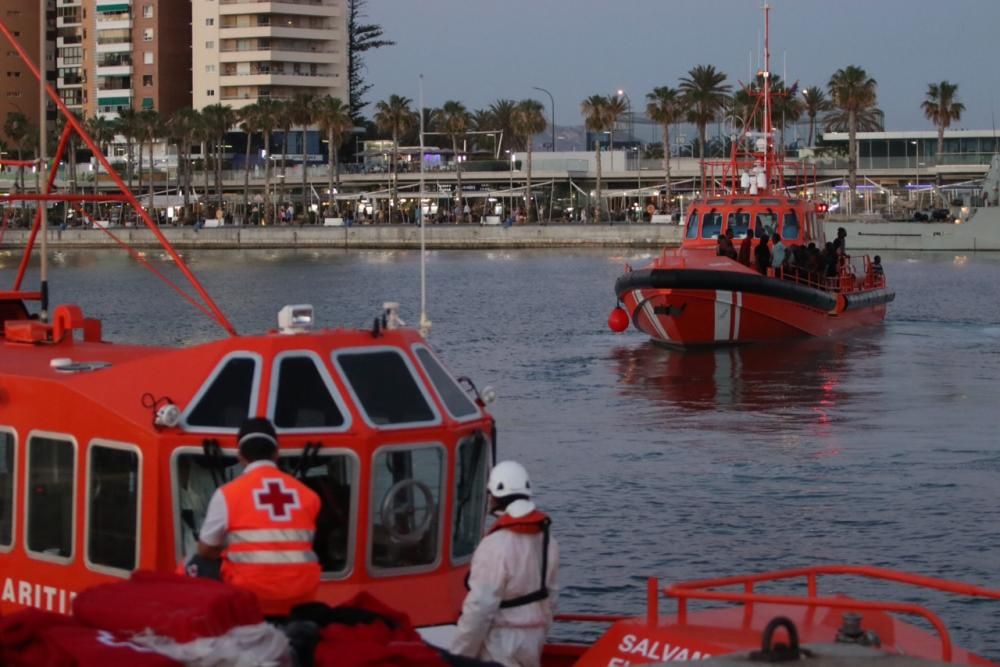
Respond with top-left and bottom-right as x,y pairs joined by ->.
220,464 -> 321,615
487,510 -> 552,608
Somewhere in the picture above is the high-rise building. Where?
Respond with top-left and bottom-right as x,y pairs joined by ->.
83,0 -> 192,119
55,0 -> 85,115
0,4 -> 54,131
191,0 -> 349,111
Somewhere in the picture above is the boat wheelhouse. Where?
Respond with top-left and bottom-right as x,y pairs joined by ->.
0,305 -> 495,627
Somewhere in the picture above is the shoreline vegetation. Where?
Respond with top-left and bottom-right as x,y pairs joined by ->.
0,224 -> 684,250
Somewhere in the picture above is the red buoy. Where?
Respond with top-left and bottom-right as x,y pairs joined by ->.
608,306 -> 629,333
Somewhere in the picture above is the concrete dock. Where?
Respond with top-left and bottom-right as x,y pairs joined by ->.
0,224 -> 684,250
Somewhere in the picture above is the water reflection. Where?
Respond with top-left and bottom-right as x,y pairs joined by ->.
611,335 -> 882,416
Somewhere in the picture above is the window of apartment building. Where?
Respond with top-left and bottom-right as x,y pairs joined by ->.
205,18 -> 214,26
144,52 -> 153,65
205,41 -> 214,49
143,28 -> 153,42
207,90 -> 215,97
142,5 -> 153,19
142,75 -> 152,87
205,64 -> 215,72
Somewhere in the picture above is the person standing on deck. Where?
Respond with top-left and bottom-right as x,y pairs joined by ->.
452,461 -> 560,667
197,418 -> 321,616
738,228 -> 755,266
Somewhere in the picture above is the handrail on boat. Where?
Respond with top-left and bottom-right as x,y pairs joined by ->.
662,564 -> 1000,663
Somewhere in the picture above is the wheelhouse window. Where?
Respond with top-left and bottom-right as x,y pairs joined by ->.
87,444 -> 139,573
370,446 -> 443,571
0,431 -> 13,549
755,211 -> 778,238
782,211 -> 801,240
27,435 -> 75,560
701,211 -> 723,240
335,350 -> 437,427
685,211 -> 699,239
414,346 -> 479,420
174,450 -> 356,577
270,354 -> 347,430
727,211 -> 751,238
185,355 -> 259,430
452,434 -> 490,561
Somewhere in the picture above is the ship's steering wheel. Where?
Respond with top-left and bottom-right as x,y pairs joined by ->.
380,479 -> 436,545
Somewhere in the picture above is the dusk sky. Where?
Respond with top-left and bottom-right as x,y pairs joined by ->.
363,0 -> 1000,134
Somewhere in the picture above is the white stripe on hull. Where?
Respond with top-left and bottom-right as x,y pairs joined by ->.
635,289 -> 671,342
714,291 -> 731,342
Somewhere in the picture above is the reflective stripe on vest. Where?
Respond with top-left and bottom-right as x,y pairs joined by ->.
227,550 -> 319,564
227,529 -> 316,545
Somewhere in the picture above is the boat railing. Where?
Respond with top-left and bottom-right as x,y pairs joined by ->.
771,254 -> 885,294
660,564 -> 1000,662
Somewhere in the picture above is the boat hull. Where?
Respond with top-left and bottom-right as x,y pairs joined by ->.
824,207 -> 1000,251
616,268 -> 893,346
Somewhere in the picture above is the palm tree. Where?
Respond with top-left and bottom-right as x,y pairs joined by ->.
3,111 -> 31,203
471,108 -> 497,156
434,100 -> 472,217
769,77 -> 804,154
239,103 -> 261,218
253,98 -> 280,224
827,65 -> 879,197
823,107 -> 884,133
164,108 -> 200,221
289,92 -> 316,221
922,81 -> 964,171
513,99 -> 547,223
801,86 -> 831,147
679,64 -> 731,158
192,110 -> 212,212
487,99 -> 518,152
314,96 -> 354,217
276,100 -> 294,217
646,86 -> 685,206
138,109 -> 161,219
581,95 -> 614,222
115,108 -> 142,190
86,115 -> 116,216
606,95 -> 629,161
201,104 -> 237,210
373,94 -> 416,216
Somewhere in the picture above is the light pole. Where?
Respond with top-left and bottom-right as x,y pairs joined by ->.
532,86 -> 556,152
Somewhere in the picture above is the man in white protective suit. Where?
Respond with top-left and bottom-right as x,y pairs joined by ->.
452,461 -> 560,667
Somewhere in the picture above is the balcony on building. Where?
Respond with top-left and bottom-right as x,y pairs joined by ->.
218,0 -> 342,19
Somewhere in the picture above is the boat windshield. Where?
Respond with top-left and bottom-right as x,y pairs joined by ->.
0,432 -> 11,549
174,450 -> 357,577
783,211 -> 801,240
755,212 -> 778,238
727,212 -> 751,238
685,212 -> 699,239
702,211 -> 724,239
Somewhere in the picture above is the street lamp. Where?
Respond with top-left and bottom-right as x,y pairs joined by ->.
531,86 -> 556,153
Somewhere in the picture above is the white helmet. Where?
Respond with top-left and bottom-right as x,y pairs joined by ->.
488,460 -> 532,498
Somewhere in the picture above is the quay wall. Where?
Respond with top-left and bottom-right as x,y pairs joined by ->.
0,224 -> 684,250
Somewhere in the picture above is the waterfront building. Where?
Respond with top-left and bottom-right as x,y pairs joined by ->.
819,130 -> 998,170
191,0 -> 349,111
83,0 -> 192,119
0,3 -> 55,128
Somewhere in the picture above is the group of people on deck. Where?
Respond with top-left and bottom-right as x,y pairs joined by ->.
717,226 -> 873,285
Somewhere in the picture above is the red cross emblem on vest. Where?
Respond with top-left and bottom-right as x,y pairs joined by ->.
253,477 -> 301,521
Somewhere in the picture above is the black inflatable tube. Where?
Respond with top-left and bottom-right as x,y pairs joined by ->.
841,288 -> 896,311
615,268 -> 839,312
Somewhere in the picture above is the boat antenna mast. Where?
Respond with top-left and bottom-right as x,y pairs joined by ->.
418,74 -> 431,337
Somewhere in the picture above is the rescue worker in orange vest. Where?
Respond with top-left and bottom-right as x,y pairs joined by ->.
452,461 -> 560,667
197,417 -> 322,616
